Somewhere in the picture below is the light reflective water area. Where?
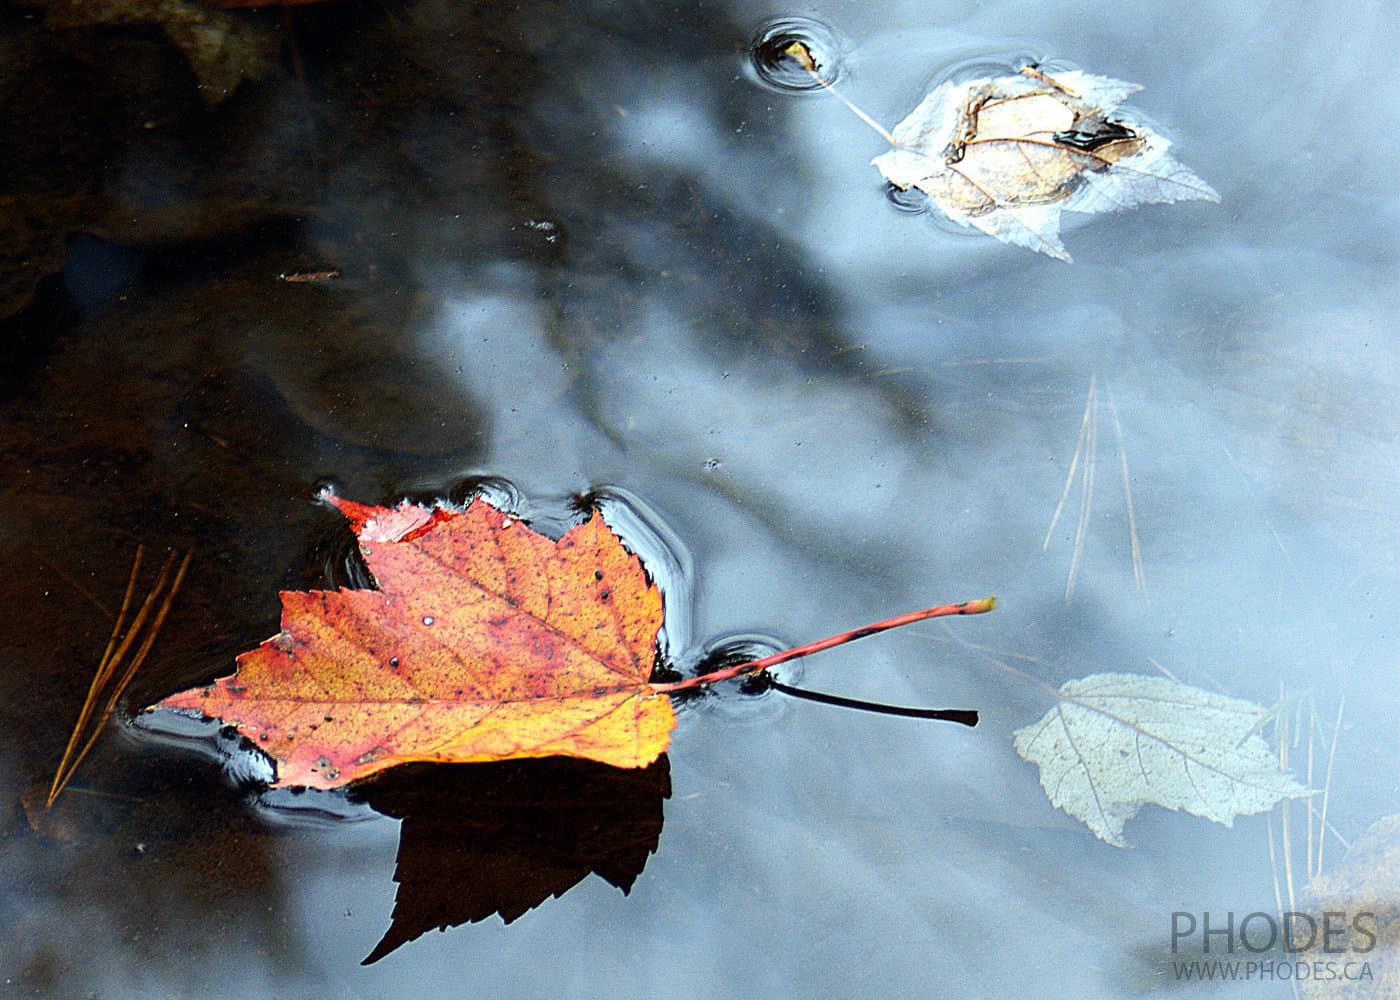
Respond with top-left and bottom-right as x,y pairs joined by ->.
1,1 -> 1396,996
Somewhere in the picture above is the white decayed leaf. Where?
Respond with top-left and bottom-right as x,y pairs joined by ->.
871,67 -> 1219,261
1013,673 -> 1311,847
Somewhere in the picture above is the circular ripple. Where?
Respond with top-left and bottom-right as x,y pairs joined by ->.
747,17 -> 847,93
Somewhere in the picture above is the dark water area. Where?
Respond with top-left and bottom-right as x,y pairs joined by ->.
2,1 -> 1397,996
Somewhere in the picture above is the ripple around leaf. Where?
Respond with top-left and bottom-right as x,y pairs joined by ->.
747,17 -> 847,93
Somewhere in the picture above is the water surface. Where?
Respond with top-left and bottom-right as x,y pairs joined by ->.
1,1 -> 1396,996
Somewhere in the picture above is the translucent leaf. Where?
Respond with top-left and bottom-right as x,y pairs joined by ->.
1013,673 -> 1311,847
871,66 -> 1218,261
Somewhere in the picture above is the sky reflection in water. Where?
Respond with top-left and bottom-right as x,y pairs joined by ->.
2,0 -> 1396,996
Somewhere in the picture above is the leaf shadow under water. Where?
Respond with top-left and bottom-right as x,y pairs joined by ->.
350,755 -> 671,964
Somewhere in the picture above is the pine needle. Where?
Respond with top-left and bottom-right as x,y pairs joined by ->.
1277,698 -> 1297,917
1045,376 -> 1147,602
46,547 -> 192,808
1105,384 -> 1145,595
1043,373 -> 1095,551
1066,377 -> 1098,602
1314,694 -> 1345,876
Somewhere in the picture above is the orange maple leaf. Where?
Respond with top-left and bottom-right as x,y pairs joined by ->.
154,491 -> 995,790
157,493 -> 673,789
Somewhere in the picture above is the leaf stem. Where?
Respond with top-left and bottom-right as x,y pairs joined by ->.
768,677 -> 978,726
784,42 -> 896,146
650,597 -> 996,693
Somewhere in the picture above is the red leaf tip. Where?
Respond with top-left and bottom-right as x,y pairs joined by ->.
317,489 -> 457,543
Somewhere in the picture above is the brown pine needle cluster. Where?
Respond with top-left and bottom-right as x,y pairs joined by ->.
47,546 -> 192,808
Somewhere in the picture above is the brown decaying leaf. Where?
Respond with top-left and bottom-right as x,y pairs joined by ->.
1013,673 -> 1311,847
870,66 -> 1219,261
1298,813 -> 1400,999
35,0 -> 276,104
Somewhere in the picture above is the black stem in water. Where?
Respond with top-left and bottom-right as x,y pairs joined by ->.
767,678 -> 978,727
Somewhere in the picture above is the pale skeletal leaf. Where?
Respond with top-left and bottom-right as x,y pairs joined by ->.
1013,673 -> 1311,847
871,66 -> 1218,261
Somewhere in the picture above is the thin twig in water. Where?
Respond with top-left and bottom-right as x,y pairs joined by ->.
1066,377 -> 1098,602
47,547 -> 191,808
1266,686 -> 1350,969
1045,375 -> 1149,602
1043,373 -> 1094,552
1267,815 -> 1285,942
921,627 -> 1050,668
1315,694 -> 1344,876
31,550 -> 114,619
1277,694 -> 1298,918
1105,384 -> 1145,596
1145,656 -> 1182,684
1305,706 -> 1316,881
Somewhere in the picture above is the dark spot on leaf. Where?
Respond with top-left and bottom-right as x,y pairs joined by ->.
1053,118 -> 1136,152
